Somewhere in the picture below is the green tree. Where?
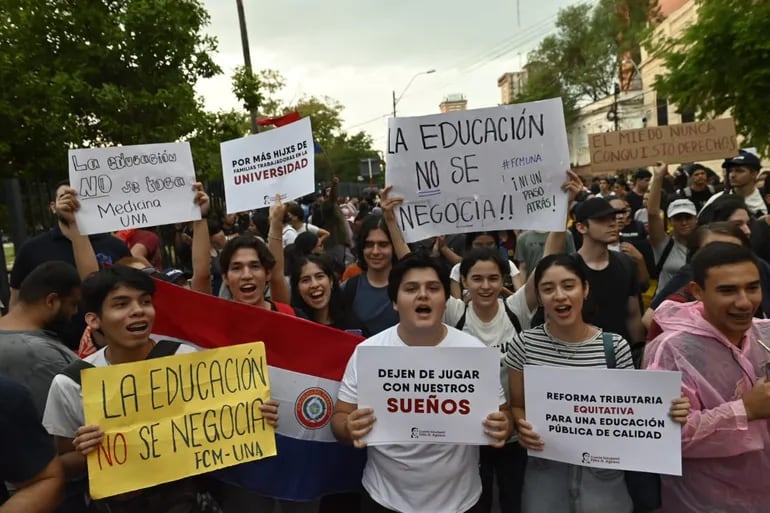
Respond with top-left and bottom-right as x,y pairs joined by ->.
648,0 -> 770,155
231,67 -> 286,119
188,110 -> 249,181
516,0 -> 657,121
290,95 -> 378,183
0,0 -> 220,180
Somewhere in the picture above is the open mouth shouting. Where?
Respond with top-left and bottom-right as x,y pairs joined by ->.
126,321 -> 150,334
553,304 -> 572,319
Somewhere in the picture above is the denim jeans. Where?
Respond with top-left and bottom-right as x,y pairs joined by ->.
522,457 -> 632,513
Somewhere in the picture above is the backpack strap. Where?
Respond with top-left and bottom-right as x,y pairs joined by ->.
655,238 -> 675,278
341,274 -> 361,311
59,360 -> 96,387
454,303 -> 469,330
455,301 -> 522,333
59,340 -> 181,386
502,301 -> 523,333
147,340 -> 182,358
602,331 -> 616,369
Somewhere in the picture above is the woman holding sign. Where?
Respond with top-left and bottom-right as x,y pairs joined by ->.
505,254 -> 689,513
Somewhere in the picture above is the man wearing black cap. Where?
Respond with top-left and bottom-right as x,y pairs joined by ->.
702,150 -> 767,217
572,197 -> 645,356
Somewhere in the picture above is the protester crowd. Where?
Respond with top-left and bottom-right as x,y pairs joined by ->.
2,149 -> 770,513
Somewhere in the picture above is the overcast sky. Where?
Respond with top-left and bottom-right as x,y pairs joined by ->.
196,0 -> 580,151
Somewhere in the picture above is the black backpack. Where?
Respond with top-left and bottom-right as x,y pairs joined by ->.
602,332 -> 662,513
455,301 -> 522,333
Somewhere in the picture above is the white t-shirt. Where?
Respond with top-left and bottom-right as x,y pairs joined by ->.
449,260 -> 519,285
338,325 -> 505,513
443,287 -> 533,399
43,342 -> 198,440
282,224 -> 298,248
295,222 -> 322,236
702,189 -> 768,217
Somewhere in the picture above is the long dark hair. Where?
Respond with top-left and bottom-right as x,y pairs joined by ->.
290,255 -> 345,324
534,254 -> 589,296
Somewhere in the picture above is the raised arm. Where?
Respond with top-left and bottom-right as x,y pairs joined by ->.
648,162 -> 668,248
190,183 -> 212,294
267,195 -> 290,304
56,187 -> 98,280
379,185 -> 411,260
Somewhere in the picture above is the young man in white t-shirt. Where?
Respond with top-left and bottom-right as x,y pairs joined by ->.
42,266 -> 280,511
331,253 -> 512,513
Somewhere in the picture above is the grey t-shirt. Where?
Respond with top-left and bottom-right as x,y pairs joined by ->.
0,330 -> 77,418
653,236 -> 688,292
515,230 -> 576,277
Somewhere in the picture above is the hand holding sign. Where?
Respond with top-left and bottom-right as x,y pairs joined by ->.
74,424 -> 105,456
483,411 -> 511,448
346,407 -> 376,448
516,419 -> 544,451
561,170 -> 583,204
260,399 -> 280,428
192,182 -> 210,218
669,396 -> 690,424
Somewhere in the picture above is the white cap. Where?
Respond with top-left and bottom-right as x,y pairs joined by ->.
667,199 -> 697,218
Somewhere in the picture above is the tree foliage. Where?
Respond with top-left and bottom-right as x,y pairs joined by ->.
648,0 -> 770,155
515,0 -> 657,121
0,0 -> 220,180
188,110 -> 249,181
231,67 -> 286,118
290,96 -> 378,183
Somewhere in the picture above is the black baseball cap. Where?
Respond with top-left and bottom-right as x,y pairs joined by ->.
574,197 -> 623,223
722,150 -> 761,171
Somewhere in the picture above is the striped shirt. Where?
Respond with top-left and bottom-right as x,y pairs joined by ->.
504,324 -> 634,370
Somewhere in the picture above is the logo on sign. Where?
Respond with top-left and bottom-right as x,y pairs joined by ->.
295,387 -> 333,429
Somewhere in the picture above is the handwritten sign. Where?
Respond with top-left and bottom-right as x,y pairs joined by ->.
220,117 -> 314,213
385,99 -> 570,243
589,118 -> 737,173
81,342 -> 276,498
524,365 -> 682,475
69,142 -> 200,235
357,346 -> 501,444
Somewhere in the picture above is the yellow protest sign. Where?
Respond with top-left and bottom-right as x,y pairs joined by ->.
81,342 -> 276,499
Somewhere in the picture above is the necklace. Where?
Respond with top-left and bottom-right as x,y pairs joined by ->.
545,323 -> 595,360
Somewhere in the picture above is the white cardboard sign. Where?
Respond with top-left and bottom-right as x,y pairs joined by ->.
385,98 -> 570,243
220,117 -> 314,213
524,365 -> 682,475
357,346 -> 501,445
69,142 -> 199,235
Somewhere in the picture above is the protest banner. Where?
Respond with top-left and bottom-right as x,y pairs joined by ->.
356,346 -> 501,444
524,365 -> 682,475
81,342 -> 276,498
220,116 -> 314,213
385,99 -> 570,243
589,117 -> 737,173
69,142 -> 200,235
150,279 -> 366,501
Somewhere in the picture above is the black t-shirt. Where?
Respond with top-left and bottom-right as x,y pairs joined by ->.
751,218 -> 770,266
10,226 -> 130,349
575,252 -> 639,342
0,376 -> 56,504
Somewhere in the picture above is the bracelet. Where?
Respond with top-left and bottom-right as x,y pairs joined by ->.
269,235 -> 282,242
